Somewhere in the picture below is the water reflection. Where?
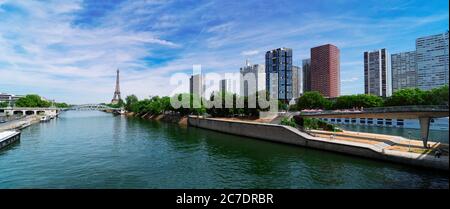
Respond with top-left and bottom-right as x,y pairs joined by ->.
0,111 -> 447,189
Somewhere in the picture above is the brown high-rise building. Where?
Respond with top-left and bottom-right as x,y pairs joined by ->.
310,44 -> 340,98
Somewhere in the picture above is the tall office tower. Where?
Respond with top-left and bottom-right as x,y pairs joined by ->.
391,51 -> 417,92
240,60 -> 266,97
416,32 -> 449,90
220,78 -> 238,95
219,79 -> 227,94
302,59 -> 311,92
292,65 -> 302,99
310,44 -> 340,98
364,48 -> 392,97
189,74 -> 203,97
265,48 -> 293,102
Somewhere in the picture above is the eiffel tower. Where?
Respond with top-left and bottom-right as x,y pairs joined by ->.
111,69 -> 121,104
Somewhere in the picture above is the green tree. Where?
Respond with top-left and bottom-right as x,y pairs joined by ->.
55,102 -> 70,108
0,102 -> 8,108
425,85 -> 449,105
385,88 -> 426,106
295,91 -> 330,110
15,95 -> 51,107
333,94 -> 383,109
125,95 -> 139,111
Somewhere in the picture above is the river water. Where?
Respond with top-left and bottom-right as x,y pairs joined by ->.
0,111 -> 448,188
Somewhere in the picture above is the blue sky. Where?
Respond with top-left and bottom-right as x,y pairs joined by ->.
0,0 -> 448,104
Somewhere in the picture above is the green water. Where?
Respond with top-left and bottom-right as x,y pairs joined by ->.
0,111 -> 448,188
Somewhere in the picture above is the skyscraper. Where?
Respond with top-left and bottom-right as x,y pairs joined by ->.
265,48 -> 293,102
310,44 -> 340,98
189,74 -> 203,97
292,65 -> 302,99
240,60 -> 266,97
416,32 -> 449,90
364,48 -> 392,97
302,59 -> 311,92
391,51 -> 417,92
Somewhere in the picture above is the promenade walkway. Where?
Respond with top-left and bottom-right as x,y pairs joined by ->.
308,130 -> 448,157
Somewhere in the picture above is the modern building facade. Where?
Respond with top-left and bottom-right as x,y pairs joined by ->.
364,48 -> 392,97
265,48 -> 293,102
319,117 -> 448,131
0,93 -> 23,107
391,51 -> 417,92
189,74 -> 204,97
240,61 -> 266,97
292,65 -> 302,99
416,32 -> 449,90
310,44 -> 340,98
302,59 -> 311,92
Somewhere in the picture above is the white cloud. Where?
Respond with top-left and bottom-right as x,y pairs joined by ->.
240,50 -> 260,56
341,77 -> 359,83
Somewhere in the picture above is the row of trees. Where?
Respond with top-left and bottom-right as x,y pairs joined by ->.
294,85 -> 449,110
0,94 -> 70,108
123,91 -> 271,117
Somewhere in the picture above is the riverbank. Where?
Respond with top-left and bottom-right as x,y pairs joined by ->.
188,116 -> 449,171
125,112 -> 188,126
0,115 -> 41,132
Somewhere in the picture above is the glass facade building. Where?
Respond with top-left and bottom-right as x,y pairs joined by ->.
265,48 -> 293,102
364,48 -> 391,97
391,51 -> 417,92
416,32 -> 449,90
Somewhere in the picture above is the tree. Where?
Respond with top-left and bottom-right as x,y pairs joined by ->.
15,95 -> 51,107
385,88 -> 427,106
55,102 -> 70,108
425,85 -> 449,106
125,95 -> 139,111
333,94 -> 383,109
295,91 -> 330,110
0,102 -> 8,108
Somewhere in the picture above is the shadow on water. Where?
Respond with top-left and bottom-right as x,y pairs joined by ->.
0,141 -> 21,156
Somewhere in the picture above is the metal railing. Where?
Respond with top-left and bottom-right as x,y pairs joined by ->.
299,105 -> 449,115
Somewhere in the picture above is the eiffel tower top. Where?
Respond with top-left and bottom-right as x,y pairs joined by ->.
111,69 -> 121,104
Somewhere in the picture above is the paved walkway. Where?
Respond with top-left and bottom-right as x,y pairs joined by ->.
308,129 -> 449,157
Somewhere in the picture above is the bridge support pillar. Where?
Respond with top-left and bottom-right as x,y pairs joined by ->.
419,117 -> 431,148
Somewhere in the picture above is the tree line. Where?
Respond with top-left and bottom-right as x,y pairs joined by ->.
293,85 -> 448,110
122,91 -> 270,117
4,94 -> 70,108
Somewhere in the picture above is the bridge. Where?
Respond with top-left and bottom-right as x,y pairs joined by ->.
298,105 -> 449,148
0,107 -> 61,116
67,104 -> 121,111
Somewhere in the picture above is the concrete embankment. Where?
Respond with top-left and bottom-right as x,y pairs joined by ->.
0,116 -> 40,131
126,112 -> 188,126
188,116 -> 449,171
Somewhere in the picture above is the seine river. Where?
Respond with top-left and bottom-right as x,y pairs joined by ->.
0,111 -> 447,188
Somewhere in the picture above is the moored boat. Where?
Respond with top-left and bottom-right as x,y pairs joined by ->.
40,115 -> 51,122
0,130 -> 21,150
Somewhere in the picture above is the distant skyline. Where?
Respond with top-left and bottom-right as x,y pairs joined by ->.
0,0 -> 448,104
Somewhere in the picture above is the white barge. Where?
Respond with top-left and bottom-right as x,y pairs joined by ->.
0,130 -> 21,150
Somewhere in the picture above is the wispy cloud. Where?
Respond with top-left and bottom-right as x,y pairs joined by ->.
342,77 -> 360,83
241,50 -> 260,56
